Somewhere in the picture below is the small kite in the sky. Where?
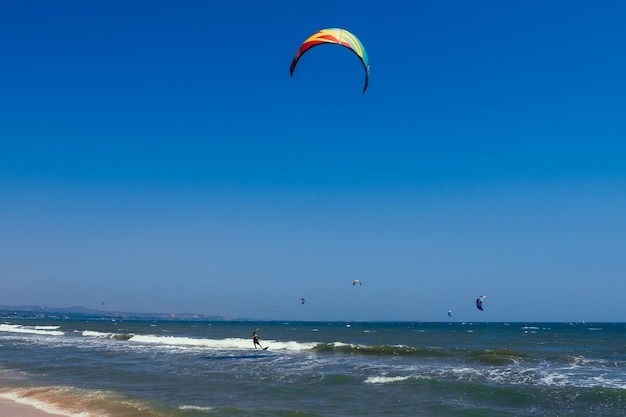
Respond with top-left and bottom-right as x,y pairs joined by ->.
300,298 -> 305,305
353,279 -> 362,286
476,295 -> 487,311
448,310 -> 452,317
290,28 -> 370,93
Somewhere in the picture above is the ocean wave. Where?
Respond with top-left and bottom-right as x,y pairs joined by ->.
82,330 -> 134,341
313,342 -> 446,357
82,331 -> 320,352
555,354 -> 626,371
468,348 -> 528,365
364,375 -> 413,384
360,364 -> 626,391
178,404 -> 215,411
0,324 -> 65,336
132,335 -> 249,350
534,370 -> 626,390
433,362 -> 626,390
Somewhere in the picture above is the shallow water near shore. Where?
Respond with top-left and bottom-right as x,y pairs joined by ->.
1,319 -> 626,416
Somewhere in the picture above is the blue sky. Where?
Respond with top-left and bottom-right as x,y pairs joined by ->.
1,1 -> 625,322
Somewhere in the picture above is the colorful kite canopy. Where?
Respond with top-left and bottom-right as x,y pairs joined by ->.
290,28 -> 370,94
353,279 -> 362,286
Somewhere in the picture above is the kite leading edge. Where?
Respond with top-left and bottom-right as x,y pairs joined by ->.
290,28 -> 370,94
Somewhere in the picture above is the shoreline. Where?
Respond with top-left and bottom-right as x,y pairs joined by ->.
0,398 -> 69,417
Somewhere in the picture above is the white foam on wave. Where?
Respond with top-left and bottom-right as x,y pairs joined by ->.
82,330 -> 118,338
436,361 -> 626,390
125,334 -> 318,352
587,374 -> 626,390
533,363 -> 626,390
0,324 -> 65,336
264,340 -> 318,351
536,370 -> 575,387
365,375 -> 412,384
79,327 -> 320,352
447,366 -> 482,380
179,404 -> 215,411
132,334 -> 241,349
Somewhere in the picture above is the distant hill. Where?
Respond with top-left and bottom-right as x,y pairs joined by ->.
0,305 -> 240,321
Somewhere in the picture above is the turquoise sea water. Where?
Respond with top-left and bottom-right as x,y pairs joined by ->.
1,319 -> 625,416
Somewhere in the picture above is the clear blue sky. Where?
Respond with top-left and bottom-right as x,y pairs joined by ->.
1,1 -> 625,322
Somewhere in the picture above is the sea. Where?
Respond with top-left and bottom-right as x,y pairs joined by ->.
1,318 -> 625,417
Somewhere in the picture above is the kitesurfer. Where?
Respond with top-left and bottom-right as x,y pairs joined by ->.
252,331 -> 263,349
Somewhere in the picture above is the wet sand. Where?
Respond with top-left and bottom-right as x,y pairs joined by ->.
0,398 -> 69,417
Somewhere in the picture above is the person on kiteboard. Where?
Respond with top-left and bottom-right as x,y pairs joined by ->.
252,331 -> 263,349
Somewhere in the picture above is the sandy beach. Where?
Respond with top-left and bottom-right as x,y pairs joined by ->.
0,398 -> 69,417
